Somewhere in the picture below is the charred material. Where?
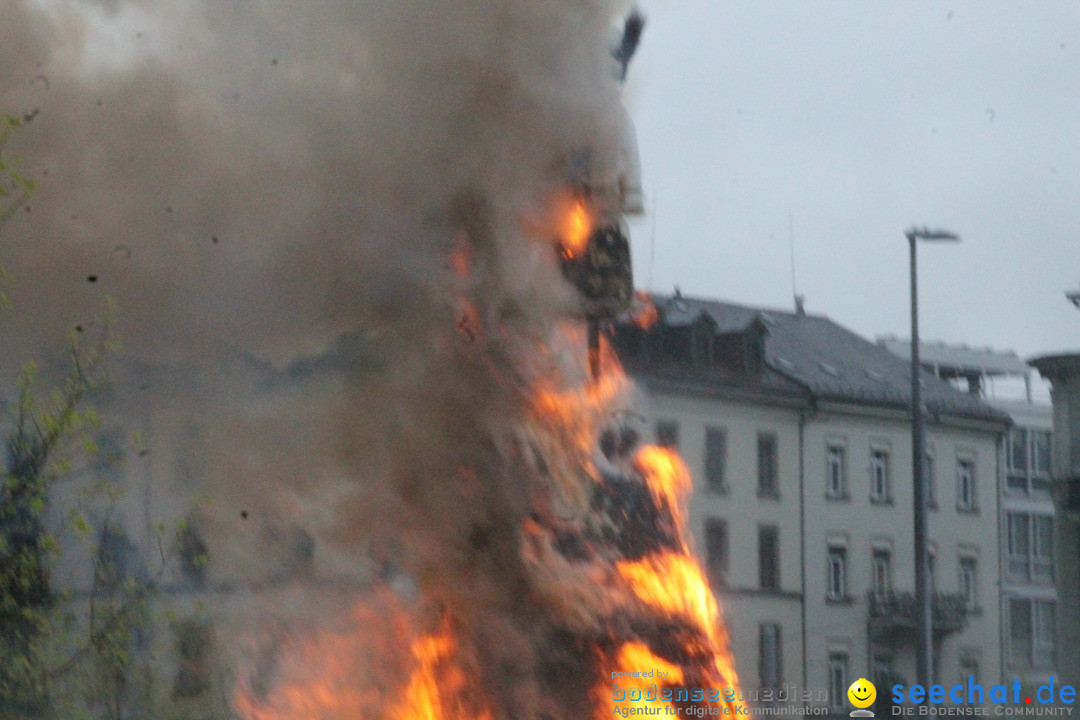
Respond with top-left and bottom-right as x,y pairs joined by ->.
558,223 -> 633,321
586,471 -> 680,560
528,428 -> 738,717
556,8 -> 645,380
613,9 -> 646,82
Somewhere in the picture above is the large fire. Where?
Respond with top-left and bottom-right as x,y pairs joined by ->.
233,325 -> 745,719
232,15 -> 740,712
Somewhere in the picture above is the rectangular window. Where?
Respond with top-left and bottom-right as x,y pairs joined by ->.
826,445 -> 846,498
759,623 -> 782,689
1009,598 -> 1033,668
1008,512 -> 1054,583
872,549 -> 891,599
705,427 -> 727,493
960,558 -> 977,610
759,525 -> 779,591
957,458 -> 976,511
1033,431 -> 1052,474
656,420 -> 679,449
870,448 -> 890,502
1009,428 -> 1053,496
96,525 -> 135,592
757,433 -> 778,497
178,525 -> 209,588
829,653 -> 849,712
1033,601 -> 1056,668
1010,599 -> 1056,669
1032,431 -> 1052,495
1008,513 -> 1031,579
872,655 -> 894,689
827,547 -> 847,601
1008,428 -> 1028,473
704,517 -> 728,587
174,619 -> 213,698
1033,515 -> 1054,583
959,653 -> 980,687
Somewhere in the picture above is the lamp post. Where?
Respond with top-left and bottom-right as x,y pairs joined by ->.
906,226 -> 960,689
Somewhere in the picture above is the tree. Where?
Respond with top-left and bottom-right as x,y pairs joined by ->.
0,322 -> 115,717
0,112 -> 142,719
0,107 -> 218,720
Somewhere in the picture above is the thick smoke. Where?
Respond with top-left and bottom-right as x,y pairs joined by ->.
2,0 -> 637,717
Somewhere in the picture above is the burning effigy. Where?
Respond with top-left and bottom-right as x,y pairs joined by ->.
1,2 -> 743,718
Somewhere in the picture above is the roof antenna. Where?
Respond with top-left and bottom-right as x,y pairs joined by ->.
789,210 -> 805,317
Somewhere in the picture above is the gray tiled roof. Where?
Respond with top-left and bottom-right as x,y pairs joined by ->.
650,294 -> 1009,424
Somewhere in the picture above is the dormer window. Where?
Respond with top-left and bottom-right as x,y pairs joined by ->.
692,318 -> 715,367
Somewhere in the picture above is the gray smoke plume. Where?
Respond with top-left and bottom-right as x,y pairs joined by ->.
1,0 -> 641,718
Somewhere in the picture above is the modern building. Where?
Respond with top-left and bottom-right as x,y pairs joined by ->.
1029,353 -> 1080,692
612,293 -> 1011,715
878,339 -> 1058,692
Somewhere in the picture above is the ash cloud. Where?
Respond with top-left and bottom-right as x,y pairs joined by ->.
2,0 -> 637,717
2,0 -> 628,370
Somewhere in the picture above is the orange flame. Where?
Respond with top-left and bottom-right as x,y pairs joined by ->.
232,608 -> 390,720
596,642 -> 684,719
234,613 -> 491,720
633,446 -> 692,531
611,443 -> 746,717
618,552 -> 718,633
389,623 -> 491,720
558,195 -> 592,259
631,293 -> 659,330
232,311 -> 745,720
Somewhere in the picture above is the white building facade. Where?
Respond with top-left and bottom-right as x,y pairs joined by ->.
614,294 -> 1010,715
880,340 -> 1059,692
1030,353 -> 1080,693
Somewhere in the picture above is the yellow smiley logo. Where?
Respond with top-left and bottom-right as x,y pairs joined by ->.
848,678 -> 876,709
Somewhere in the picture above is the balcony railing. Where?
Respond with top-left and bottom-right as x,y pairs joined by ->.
867,591 -> 968,640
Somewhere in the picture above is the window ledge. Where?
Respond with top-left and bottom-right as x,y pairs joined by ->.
826,595 -> 853,605
825,492 -> 851,502
956,505 -> 979,515
721,586 -> 803,600
757,489 -> 781,501
870,496 -> 894,506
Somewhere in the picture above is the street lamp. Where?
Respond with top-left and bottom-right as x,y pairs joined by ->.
906,226 -> 960,689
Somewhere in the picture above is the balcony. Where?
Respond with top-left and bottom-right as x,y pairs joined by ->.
867,591 -> 968,641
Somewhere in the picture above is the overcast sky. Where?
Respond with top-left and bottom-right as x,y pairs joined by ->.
624,1 -> 1080,366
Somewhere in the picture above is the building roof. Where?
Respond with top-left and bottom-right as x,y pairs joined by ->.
644,293 -> 1009,424
1030,352 -> 1080,382
876,337 -> 1032,377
